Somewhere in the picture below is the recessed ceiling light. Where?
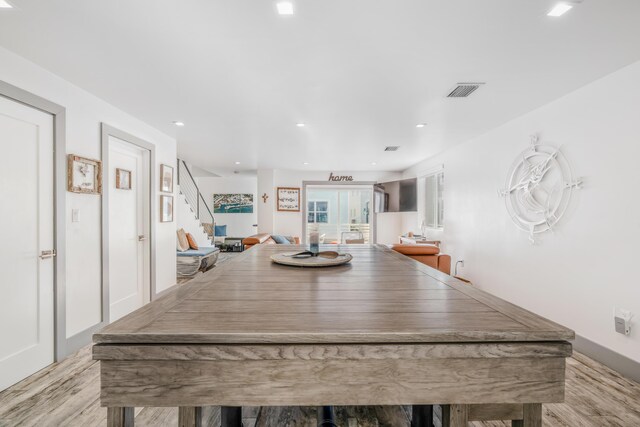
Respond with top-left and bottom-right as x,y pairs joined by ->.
303,162 -> 309,165
296,123 -> 305,127
0,1 -> 13,8
234,161 -> 241,165
172,121 -> 185,127
416,123 -> 426,128
277,1 -> 294,15
547,3 -> 573,16
371,162 -> 377,166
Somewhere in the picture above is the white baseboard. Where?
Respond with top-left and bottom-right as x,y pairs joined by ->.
573,335 -> 640,383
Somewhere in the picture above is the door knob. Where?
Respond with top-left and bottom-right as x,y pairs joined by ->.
138,235 -> 147,241
40,250 -> 56,259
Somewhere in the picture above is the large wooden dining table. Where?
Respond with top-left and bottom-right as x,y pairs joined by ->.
93,244 -> 574,427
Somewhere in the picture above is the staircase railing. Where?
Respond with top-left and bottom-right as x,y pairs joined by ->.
177,159 -> 215,238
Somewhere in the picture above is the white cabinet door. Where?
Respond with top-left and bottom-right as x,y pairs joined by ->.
0,96 -> 54,391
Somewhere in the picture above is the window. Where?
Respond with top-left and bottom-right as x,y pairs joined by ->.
424,171 -> 444,228
307,200 -> 329,223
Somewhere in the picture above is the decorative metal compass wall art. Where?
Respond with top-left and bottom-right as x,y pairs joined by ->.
499,135 -> 582,243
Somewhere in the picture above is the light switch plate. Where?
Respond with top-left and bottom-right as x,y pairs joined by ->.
72,209 -> 80,222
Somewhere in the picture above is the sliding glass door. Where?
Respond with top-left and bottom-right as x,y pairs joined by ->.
305,185 -> 374,244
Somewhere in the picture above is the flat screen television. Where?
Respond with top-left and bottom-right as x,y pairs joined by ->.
374,178 -> 417,213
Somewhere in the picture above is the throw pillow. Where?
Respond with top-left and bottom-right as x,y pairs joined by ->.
214,224 -> 227,237
271,235 -> 291,244
186,233 -> 199,250
176,228 -> 190,252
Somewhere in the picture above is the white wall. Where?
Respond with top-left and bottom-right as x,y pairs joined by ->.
269,169 -> 402,242
0,47 -> 177,341
403,60 -> 640,363
375,213 -> 404,245
196,176 -> 258,237
257,169 -> 275,235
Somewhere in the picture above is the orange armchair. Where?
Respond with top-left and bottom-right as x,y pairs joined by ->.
391,244 -> 451,275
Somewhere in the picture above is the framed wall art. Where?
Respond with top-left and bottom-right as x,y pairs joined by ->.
115,168 -> 131,190
213,194 -> 254,213
160,164 -> 174,193
277,187 -> 300,212
67,154 -> 102,194
160,195 -> 174,222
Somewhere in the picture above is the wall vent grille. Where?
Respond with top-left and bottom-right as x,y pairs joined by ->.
447,83 -> 485,98
384,146 -> 400,152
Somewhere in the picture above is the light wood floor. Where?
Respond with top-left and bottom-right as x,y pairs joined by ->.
1,344 -> 639,426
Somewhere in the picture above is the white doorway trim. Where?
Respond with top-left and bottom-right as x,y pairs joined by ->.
0,80 -> 68,361
101,124 -> 157,324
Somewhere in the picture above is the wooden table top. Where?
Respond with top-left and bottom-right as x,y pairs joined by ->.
94,245 -> 574,345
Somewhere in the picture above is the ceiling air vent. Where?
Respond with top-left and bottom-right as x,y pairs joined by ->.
447,82 -> 485,98
384,146 -> 400,152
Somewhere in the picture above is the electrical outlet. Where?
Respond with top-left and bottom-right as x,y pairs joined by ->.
454,260 -> 465,276
614,307 -> 633,336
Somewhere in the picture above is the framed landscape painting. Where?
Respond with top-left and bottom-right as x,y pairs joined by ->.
213,193 -> 254,213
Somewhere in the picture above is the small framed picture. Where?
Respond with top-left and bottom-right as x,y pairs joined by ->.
160,164 -> 174,193
160,195 -> 174,222
277,187 -> 300,212
67,154 -> 102,194
115,168 -> 132,190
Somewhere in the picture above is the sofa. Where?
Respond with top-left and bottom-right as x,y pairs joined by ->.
243,233 -> 300,249
391,243 -> 451,275
176,246 -> 220,277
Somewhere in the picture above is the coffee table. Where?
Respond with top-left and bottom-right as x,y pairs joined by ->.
94,244 -> 573,427
220,237 -> 244,252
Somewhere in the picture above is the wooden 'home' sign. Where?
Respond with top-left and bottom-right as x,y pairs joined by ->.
277,187 -> 300,212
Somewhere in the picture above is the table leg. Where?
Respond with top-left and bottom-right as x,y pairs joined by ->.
441,404 -> 468,427
411,405 -> 434,427
179,406 -> 202,427
512,403 -> 542,427
317,406 -> 337,427
107,407 -> 134,427
221,406 -> 242,427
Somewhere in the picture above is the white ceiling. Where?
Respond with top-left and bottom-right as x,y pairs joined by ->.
1,1 -> 639,174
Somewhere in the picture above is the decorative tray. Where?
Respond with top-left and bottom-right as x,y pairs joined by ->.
270,251 -> 353,268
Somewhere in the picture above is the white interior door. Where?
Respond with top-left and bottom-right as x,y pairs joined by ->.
108,136 -> 151,322
0,96 -> 54,391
